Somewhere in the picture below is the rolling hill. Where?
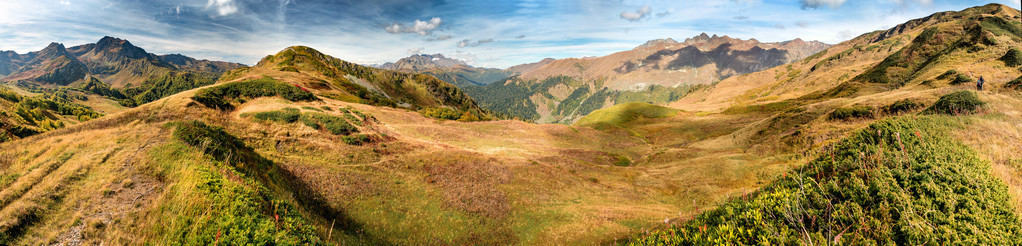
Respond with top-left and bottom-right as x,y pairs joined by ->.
1,3 -> 1022,246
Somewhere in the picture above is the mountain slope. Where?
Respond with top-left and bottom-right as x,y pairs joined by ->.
466,34 -> 830,123
623,3 -> 1022,244
219,46 -> 488,118
672,3 -> 1022,112
0,37 -> 245,142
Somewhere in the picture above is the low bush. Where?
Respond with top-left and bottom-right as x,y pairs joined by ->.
251,108 -> 300,123
192,78 -> 317,110
1000,48 -> 1022,67
950,73 -> 974,85
924,90 -> 985,115
341,134 -> 372,145
1005,75 -> 1022,90
828,105 -> 874,120
936,69 -> 958,80
881,99 -> 923,115
171,120 -> 252,163
303,112 -> 357,135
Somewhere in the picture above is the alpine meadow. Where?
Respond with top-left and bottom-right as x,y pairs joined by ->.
2,0 -> 1022,245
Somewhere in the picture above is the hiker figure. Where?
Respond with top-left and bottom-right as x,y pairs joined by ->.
977,76 -> 984,91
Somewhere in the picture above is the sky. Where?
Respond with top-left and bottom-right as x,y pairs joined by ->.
0,0 -> 1018,68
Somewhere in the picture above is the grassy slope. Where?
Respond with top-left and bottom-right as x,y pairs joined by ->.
576,102 -> 679,127
624,3 -> 1022,244
1,72 -> 744,245
1,4 -> 1020,246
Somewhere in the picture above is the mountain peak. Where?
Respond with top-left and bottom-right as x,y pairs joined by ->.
379,53 -> 470,71
639,38 -> 679,48
90,36 -> 149,60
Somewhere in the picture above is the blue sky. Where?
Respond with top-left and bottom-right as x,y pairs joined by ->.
0,0 -> 1018,68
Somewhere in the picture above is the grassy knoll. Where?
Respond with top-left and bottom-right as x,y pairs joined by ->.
629,116 -> 1022,245
575,102 -> 679,127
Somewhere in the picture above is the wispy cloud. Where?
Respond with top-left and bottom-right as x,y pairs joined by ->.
620,6 -> 651,21
427,34 -> 452,41
206,0 -> 238,16
457,38 -> 493,48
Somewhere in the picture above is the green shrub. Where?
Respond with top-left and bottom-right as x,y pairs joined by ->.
1001,48 -> 1022,67
1005,75 -> 1022,90
341,134 -> 372,145
881,99 -> 923,114
299,114 -> 320,129
950,73 -> 974,85
937,69 -> 958,80
924,90 -> 985,115
419,107 -> 462,120
192,77 -> 317,110
828,105 -> 874,120
611,154 -> 631,167
630,117 -> 1022,245
300,106 -> 322,112
304,113 -> 357,135
251,108 -> 300,123
171,120 -> 253,163
320,106 -> 332,111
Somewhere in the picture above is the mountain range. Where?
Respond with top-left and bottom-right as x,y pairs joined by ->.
1,3 -> 1022,245
376,53 -> 516,87
2,36 -> 242,87
458,34 -> 830,123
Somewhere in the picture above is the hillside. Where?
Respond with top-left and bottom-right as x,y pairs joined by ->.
219,46 -> 488,120
465,34 -> 830,123
2,3 -> 1022,246
624,3 -> 1022,244
0,37 -> 244,142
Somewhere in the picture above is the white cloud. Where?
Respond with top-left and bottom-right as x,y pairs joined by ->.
59,0 -> 70,6
800,0 -> 847,9
427,34 -> 452,41
620,6 -> 651,21
407,47 -> 424,55
457,38 -> 493,48
795,21 -> 808,28
385,17 -> 442,36
515,35 -> 526,39
207,0 -> 238,16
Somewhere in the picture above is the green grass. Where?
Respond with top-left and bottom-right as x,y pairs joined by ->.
156,122 -> 325,244
923,90 -> 985,115
630,116 -> 1022,245
192,77 -> 317,110
575,102 -> 679,126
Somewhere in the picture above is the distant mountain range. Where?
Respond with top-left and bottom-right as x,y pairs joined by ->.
453,34 -> 831,123
1,36 -> 243,88
376,54 -> 516,87
0,37 -> 244,142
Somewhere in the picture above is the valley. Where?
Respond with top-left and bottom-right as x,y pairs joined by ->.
1,2 -> 1021,246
